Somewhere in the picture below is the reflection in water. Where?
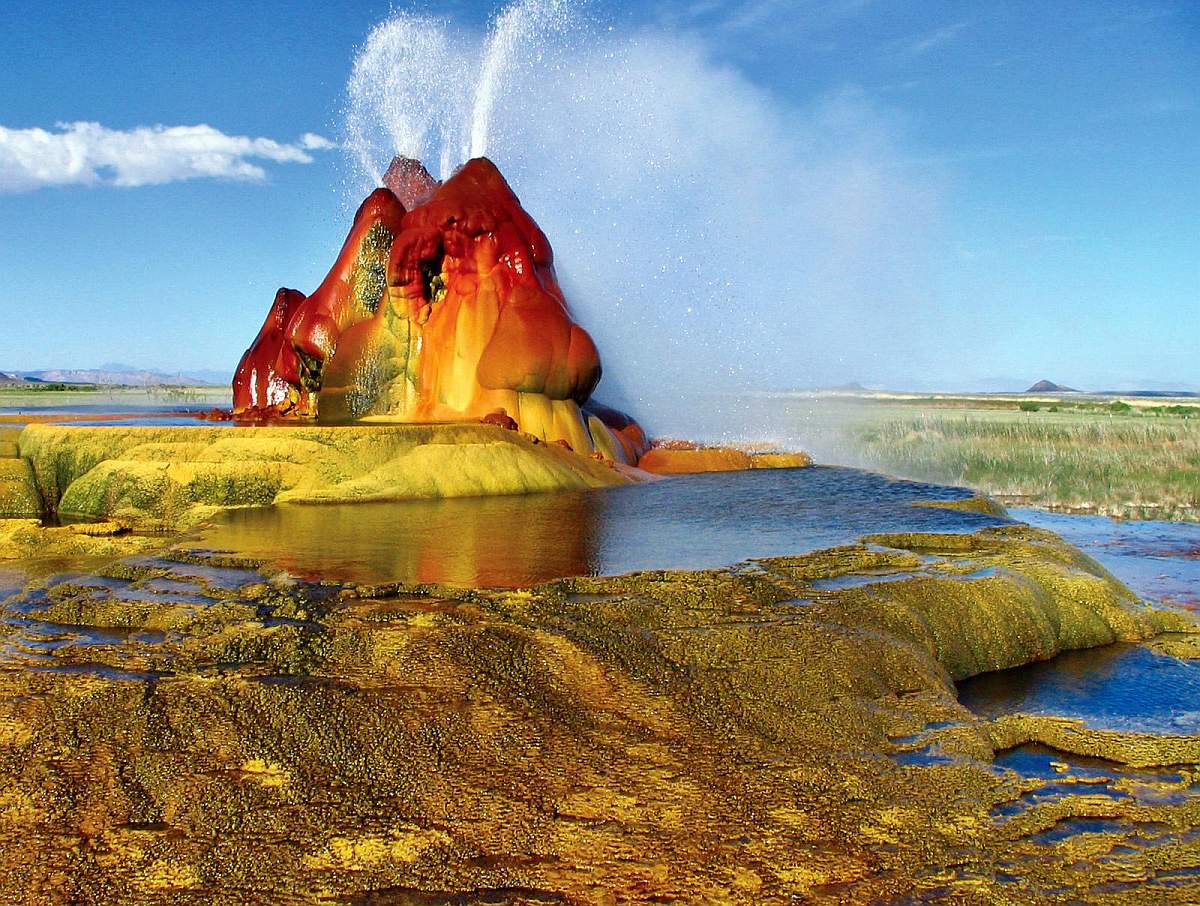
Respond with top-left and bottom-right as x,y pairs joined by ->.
0,568 -> 23,602
958,643 -> 1200,736
206,490 -> 605,587
197,466 -> 1008,587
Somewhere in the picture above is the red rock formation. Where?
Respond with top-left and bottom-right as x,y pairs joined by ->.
232,287 -> 308,417
232,156 -> 648,462
382,156 -> 439,209
283,188 -> 408,412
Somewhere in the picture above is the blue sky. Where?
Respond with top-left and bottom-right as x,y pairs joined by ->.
0,0 -> 1195,391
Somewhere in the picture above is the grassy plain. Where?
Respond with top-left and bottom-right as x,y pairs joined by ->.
848,395 -> 1200,521
0,384 -> 228,409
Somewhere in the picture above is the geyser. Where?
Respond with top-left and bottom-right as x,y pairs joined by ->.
233,155 -> 648,464
338,0 -> 940,452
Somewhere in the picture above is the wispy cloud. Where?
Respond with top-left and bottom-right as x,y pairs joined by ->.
0,122 -> 334,193
664,0 -> 873,36
907,20 -> 969,55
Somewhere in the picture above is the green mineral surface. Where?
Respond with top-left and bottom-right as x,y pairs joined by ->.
16,423 -> 628,531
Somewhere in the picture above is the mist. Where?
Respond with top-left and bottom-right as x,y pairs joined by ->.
344,2 -> 945,442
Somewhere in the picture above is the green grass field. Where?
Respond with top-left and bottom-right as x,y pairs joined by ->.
0,385 -> 229,410
850,397 -> 1200,521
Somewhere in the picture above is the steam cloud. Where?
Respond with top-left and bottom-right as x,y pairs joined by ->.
344,5 -> 943,435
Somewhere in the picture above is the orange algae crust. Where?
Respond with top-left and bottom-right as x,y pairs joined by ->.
638,442 -> 812,474
0,522 -> 1197,902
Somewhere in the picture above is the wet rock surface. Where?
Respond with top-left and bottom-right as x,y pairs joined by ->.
1,518 -> 1197,903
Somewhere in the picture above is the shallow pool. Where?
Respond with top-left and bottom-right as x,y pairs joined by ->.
195,466 -> 1009,587
959,643 -> 1200,735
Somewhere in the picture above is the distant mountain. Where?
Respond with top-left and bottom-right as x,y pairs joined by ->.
1026,379 -> 1078,393
11,368 -> 227,387
182,369 -> 232,386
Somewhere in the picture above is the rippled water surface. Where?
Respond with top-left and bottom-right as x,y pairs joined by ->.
196,467 -> 1009,587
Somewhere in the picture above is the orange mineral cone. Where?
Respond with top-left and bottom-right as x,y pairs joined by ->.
231,155 -> 647,458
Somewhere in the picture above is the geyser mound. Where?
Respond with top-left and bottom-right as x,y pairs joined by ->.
233,156 -> 648,464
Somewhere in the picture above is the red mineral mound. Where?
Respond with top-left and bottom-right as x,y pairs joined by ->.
232,156 -> 647,463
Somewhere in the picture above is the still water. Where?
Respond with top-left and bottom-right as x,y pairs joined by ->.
959,509 -> 1200,734
195,469 -> 1200,736
195,467 -> 1008,587
959,643 -> 1200,736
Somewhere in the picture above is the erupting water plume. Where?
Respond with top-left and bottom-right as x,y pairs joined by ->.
345,0 -> 577,183
340,1 -> 942,449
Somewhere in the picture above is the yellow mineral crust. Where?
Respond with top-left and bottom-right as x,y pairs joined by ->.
0,518 -> 161,562
18,423 -> 629,530
1,482 -> 1198,901
0,434 -> 41,517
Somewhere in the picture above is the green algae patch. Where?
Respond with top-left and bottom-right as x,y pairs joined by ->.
0,458 -> 41,518
1147,632 -> 1200,660
914,494 -> 1010,519
986,714 -> 1200,768
19,423 -> 629,529
825,525 -> 1172,680
0,518 -> 162,561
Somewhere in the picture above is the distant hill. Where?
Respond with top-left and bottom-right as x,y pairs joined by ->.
8,368 -> 227,387
1026,379 -> 1078,393
0,371 -> 42,385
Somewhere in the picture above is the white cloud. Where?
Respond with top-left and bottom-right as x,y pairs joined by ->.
908,21 -> 969,55
300,132 -> 337,151
0,121 -> 334,193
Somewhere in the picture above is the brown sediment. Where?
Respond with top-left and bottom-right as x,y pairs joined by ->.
1,519 -> 1198,902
